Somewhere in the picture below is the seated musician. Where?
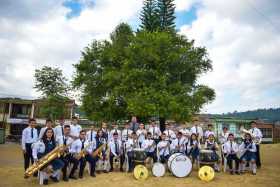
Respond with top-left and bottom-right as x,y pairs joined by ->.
157,133 -> 170,163
95,129 -> 109,173
186,133 -> 200,164
143,132 -> 157,163
56,125 -> 74,181
171,131 -> 186,154
125,132 -> 139,172
69,130 -> 89,179
82,134 -> 97,177
109,122 -> 121,141
109,133 -> 123,172
204,133 -> 220,172
32,128 -> 64,185
239,133 -> 257,175
223,133 -> 240,175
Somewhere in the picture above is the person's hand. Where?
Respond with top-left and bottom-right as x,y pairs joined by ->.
22,149 -> 26,154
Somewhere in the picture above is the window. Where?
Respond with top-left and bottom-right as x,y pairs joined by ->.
259,128 -> 272,138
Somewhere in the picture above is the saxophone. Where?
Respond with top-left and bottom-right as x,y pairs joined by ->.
24,145 -> 65,178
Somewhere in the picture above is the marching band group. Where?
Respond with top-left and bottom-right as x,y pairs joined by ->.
22,116 -> 263,185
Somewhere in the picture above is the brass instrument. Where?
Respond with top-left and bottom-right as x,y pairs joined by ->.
92,143 -> 107,158
240,128 -> 261,144
74,142 -> 92,160
24,145 -> 65,178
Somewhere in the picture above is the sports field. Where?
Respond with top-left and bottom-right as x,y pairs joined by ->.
0,143 -> 279,187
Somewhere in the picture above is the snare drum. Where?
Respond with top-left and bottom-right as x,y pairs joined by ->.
167,153 -> 192,178
199,149 -> 219,162
133,148 -> 147,164
152,162 -> 165,177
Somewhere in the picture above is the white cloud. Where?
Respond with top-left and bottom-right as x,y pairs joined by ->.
174,0 -> 198,12
180,0 -> 280,113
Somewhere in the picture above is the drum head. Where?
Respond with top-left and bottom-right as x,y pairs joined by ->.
134,165 -> 149,180
170,155 -> 192,178
198,166 -> 215,182
152,163 -> 165,177
168,153 -> 183,170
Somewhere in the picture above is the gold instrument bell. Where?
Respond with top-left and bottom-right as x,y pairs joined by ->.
198,166 -> 215,182
133,165 -> 149,180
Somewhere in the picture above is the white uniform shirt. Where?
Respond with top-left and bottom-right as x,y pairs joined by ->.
163,129 -> 176,141
249,127 -> 263,141
186,140 -> 201,154
223,141 -> 239,154
109,139 -> 122,156
86,130 -> 97,142
171,137 -> 187,152
180,128 -> 190,137
148,126 -> 161,139
21,127 -> 38,150
219,131 -> 229,144
32,140 -> 45,160
121,128 -> 133,141
190,126 -> 203,138
239,141 -> 257,153
109,129 -> 121,141
54,125 -> 64,139
157,140 -> 170,156
143,139 -> 156,152
70,124 -> 82,137
69,138 -> 88,154
136,129 -> 147,144
125,138 -> 139,152
57,135 -> 74,146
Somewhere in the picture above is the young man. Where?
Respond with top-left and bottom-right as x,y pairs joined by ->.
136,123 -> 147,148
70,117 -> 82,139
125,132 -> 139,172
239,133 -> 257,175
148,120 -> 161,144
190,119 -> 203,142
22,118 -> 38,172
82,132 -> 97,178
121,122 -> 133,142
54,118 -> 65,140
109,122 -> 121,141
223,133 -> 240,175
249,121 -> 263,168
204,124 -> 214,140
157,133 -> 170,163
101,122 -> 109,142
39,119 -> 53,139
130,116 -> 139,133
86,125 -> 97,143
109,133 -> 123,172
69,130 -> 89,179
219,126 -> 229,145
171,131 -> 186,153
57,125 -> 75,181
163,122 -> 176,143
143,132 -> 157,163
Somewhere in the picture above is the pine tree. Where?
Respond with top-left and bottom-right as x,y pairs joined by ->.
158,0 -> 176,32
139,0 -> 160,32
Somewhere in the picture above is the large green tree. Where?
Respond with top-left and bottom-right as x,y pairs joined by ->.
139,0 -> 160,32
73,23 -> 215,122
158,0 -> 176,32
34,66 -> 70,120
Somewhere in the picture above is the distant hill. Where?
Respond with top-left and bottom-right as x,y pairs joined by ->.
210,108 -> 280,122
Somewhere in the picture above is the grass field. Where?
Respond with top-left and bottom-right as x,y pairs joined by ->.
0,143 -> 279,187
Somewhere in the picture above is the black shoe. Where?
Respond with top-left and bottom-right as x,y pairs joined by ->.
230,171 -> 234,175
33,172 -> 38,177
109,168 -> 113,172
43,179 -> 48,185
103,170 -> 108,173
63,177 -> 69,182
50,176 -> 59,182
235,171 -> 240,175
79,175 -> 83,179
120,168 -> 124,172
69,175 -> 77,180
91,173 -> 96,177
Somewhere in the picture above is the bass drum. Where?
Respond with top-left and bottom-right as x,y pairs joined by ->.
152,162 -> 165,177
168,153 -> 192,178
133,148 -> 147,164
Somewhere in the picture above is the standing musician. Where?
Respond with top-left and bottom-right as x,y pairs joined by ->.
109,122 -> 121,141
163,122 -> 176,143
101,122 -> 109,142
130,116 -> 139,133
239,133 -> 257,175
143,132 -> 157,163
148,120 -> 161,144
54,118 -> 65,140
186,133 -> 201,164
190,119 -> 203,143
223,133 -> 240,175
22,118 -> 38,174
57,125 -> 74,181
69,130 -> 88,179
95,129 -> 109,173
109,133 -> 123,172
204,133 -> 220,172
121,122 -> 133,142
136,123 -> 147,148
249,121 -> 263,168
32,128 -> 64,185
86,125 -> 97,143
39,119 -> 53,139
204,124 -> 214,141
125,132 -> 139,172
171,131 -> 186,153
157,133 -> 170,163
219,126 -> 229,165
70,116 -> 82,139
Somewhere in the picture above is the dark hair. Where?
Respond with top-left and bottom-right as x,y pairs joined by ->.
72,116 -> 78,120
147,132 -> 152,136
228,133 -> 234,137
96,129 -> 103,138
29,118 -> 36,123
132,132 -> 137,135
190,133 -> 198,145
208,124 -> 213,127
178,131 -> 183,135
250,121 -> 257,125
80,130 -> 86,134
46,119 -> 52,123
42,128 -> 56,145
113,132 -> 118,136
64,125 -> 70,129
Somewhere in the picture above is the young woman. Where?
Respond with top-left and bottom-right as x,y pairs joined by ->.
223,133 -> 240,175
95,129 -> 109,173
136,123 -> 147,148
32,128 -> 64,185
187,133 -> 201,164
204,133 -> 220,172
239,133 -> 257,175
